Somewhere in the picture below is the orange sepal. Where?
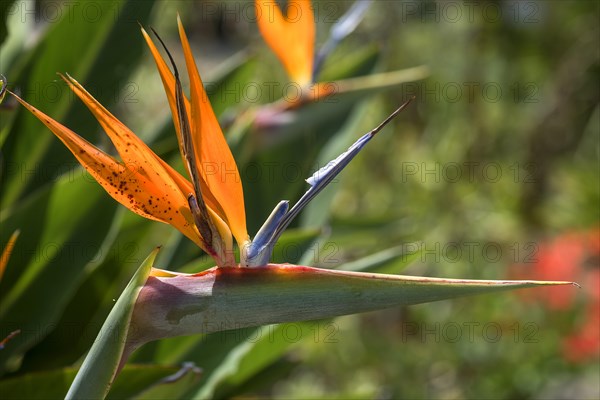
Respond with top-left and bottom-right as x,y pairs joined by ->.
0,230 -> 19,283
140,26 -> 239,239
177,17 -> 249,247
10,91 -> 205,250
255,0 -> 315,86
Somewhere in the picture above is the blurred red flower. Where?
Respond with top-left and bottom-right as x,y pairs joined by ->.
510,228 -> 600,363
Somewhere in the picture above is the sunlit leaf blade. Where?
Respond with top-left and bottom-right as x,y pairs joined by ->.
65,249 -> 157,400
126,265 -> 575,350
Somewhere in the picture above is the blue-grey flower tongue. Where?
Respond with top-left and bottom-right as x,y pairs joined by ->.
243,200 -> 289,267
312,0 -> 373,82
244,98 -> 414,267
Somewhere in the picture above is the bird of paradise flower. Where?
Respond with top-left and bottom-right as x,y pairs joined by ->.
4,17 -> 576,400
244,0 -> 428,151
7,16 -> 407,270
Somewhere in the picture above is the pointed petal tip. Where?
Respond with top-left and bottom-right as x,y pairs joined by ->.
371,96 -> 415,137
140,24 -> 153,39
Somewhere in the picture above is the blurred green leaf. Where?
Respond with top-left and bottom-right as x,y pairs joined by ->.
338,243 -> 423,274
0,364 -> 183,400
130,362 -> 202,400
189,323 -> 300,399
207,52 -> 256,118
0,367 -> 77,399
318,44 -> 380,83
0,172 -> 119,374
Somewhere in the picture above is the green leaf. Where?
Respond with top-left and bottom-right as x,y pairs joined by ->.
65,248 -> 157,400
207,52 -> 256,118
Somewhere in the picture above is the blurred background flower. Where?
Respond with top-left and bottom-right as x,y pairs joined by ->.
511,229 -> 599,363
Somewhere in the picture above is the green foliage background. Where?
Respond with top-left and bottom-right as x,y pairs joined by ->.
0,0 -> 598,398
